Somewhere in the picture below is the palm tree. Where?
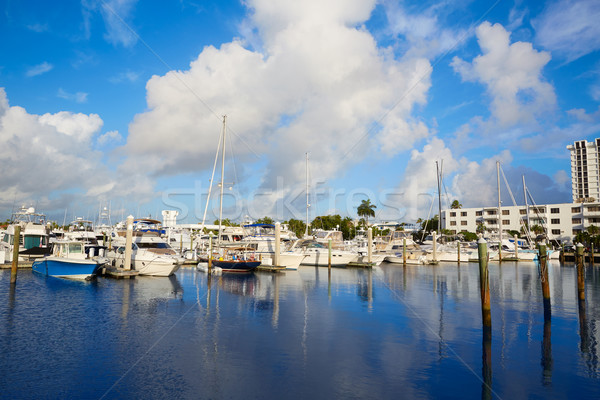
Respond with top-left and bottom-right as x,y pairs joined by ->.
451,200 -> 462,209
357,199 -> 376,227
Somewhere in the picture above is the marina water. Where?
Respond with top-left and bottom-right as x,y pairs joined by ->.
1,262 -> 599,399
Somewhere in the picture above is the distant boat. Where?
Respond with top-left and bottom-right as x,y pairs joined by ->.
32,241 -> 107,280
1,206 -> 50,262
199,246 -> 260,273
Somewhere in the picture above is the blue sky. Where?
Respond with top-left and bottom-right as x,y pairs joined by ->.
1,0 -> 599,225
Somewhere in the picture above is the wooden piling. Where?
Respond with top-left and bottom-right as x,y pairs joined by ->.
560,243 -> 565,264
402,238 -> 407,266
576,243 -> 585,303
208,233 -> 213,272
539,244 -> 551,321
457,241 -> 461,265
124,215 -> 134,271
432,231 -> 437,263
478,238 -> 491,331
514,234 -> 519,261
274,222 -> 281,267
367,228 -> 373,264
328,239 -> 332,269
591,244 -> 594,266
10,225 -> 21,284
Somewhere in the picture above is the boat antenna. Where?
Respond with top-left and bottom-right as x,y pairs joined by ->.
200,120 -> 223,230
218,115 -> 227,249
436,160 -> 442,236
305,152 -> 310,237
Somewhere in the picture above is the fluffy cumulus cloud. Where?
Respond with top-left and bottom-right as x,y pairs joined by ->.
451,22 -> 555,128
533,0 -> 600,62
0,88 -> 143,214
125,0 -> 432,210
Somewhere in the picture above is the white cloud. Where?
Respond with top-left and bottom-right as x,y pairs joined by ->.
82,0 -> 138,47
383,1 -> 468,59
39,111 -> 102,142
26,23 -> 49,33
57,88 -> 89,103
451,22 -> 555,128
124,0 -> 433,205
108,70 -> 140,83
97,130 -> 122,145
533,0 -> 600,63
25,61 -> 53,77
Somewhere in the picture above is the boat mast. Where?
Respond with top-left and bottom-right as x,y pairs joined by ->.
497,161 -> 502,245
305,152 -> 310,237
218,115 -> 227,249
436,160 -> 442,236
523,175 -> 530,232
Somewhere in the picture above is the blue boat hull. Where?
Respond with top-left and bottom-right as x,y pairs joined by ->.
211,259 -> 260,272
32,257 -> 101,280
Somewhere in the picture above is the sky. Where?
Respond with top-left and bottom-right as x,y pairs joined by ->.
1,0 -> 599,226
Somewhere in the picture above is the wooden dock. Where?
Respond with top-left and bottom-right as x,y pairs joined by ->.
346,261 -> 375,268
0,261 -> 33,269
101,267 -> 139,279
256,265 -> 286,273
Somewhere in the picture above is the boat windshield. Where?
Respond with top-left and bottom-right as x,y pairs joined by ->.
136,242 -> 171,249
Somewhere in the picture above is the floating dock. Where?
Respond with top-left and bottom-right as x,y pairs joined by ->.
101,267 -> 139,279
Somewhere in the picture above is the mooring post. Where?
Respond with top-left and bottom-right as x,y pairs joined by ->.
539,244 -> 551,321
274,222 -> 281,267
457,241 -> 461,265
367,227 -> 373,264
591,244 -> 594,266
402,237 -> 407,265
432,231 -> 437,263
10,225 -> 21,284
124,215 -> 134,270
514,234 -> 519,261
560,243 -> 565,264
180,233 -> 183,254
328,239 -> 332,269
576,243 -> 585,303
478,238 -> 491,331
208,233 -> 213,272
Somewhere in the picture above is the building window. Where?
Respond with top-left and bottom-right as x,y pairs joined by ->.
573,229 -> 582,234
551,229 -> 561,235
461,221 -> 467,226
502,220 -> 510,225
572,207 -> 580,213
450,221 -> 456,226
476,211 -> 483,216
461,212 -> 467,217
502,210 -> 510,215
520,209 -> 527,215
551,208 -> 559,213
487,210 -> 497,215
450,212 -> 456,217
572,218 -> 582,224
551,219 -> 560,224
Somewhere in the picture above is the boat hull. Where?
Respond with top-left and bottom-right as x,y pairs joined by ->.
32,257 -> 101,280
211,259 -> 260,272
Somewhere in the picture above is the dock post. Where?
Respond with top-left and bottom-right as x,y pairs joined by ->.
10,225 -> 21,284
124,215 -> 134,270
576,243 -> 585,303
180,233 -> 183,254
367,227 -> 373,264
328,239 -> 332,269
457,241 -> 461,265
591,244 -> 594,266
403,238 -> 407,265
514,234 -> 519,261
560,243 -> 565,264
539,244 -> 551,320
478,238 -> 491,331
432,231 -> 437,263
208,233 -> 213,272
274,222 -> 281,267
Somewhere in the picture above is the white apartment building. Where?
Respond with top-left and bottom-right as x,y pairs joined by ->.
441,202 -> 600,244
567,138 -> 600,202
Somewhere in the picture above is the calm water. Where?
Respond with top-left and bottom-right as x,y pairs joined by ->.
1,261 -> 599,399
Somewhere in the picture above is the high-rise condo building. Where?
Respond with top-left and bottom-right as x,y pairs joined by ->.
567,138 -> 600,203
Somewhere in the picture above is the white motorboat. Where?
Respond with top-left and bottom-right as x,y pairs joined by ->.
107,232 -> 184,276
289,239 -> 356,267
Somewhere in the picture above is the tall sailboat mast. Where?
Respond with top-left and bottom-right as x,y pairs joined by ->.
436,160 -> 442,236
523,175 -> 530,230
305,152 -> 310,238
497,161 -> 502,245
218,115 -> 227,248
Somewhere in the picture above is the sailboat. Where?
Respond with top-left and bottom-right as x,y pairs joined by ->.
197,116 -> 259,273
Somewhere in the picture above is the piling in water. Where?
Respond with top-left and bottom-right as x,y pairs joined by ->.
478,238 -> 492,331
124,215 -> 134,271
10,225 -> 21,284
576,243 -> 585,302
328,239 -> 332,269
539,244 -> 551,321
402,238 -> 407,265
274,222 -> 281,267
